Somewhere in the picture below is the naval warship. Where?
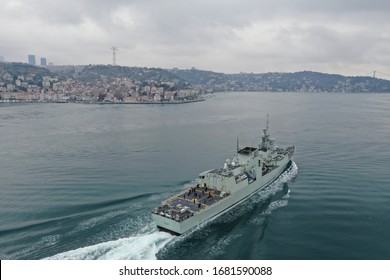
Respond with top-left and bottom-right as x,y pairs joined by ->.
152,118 -> 295,235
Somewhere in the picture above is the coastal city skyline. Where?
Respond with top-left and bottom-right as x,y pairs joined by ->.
2,62 -> 390,105
1,51 -> 389,82
1,52 -> 389,80
1,0 -> 390,77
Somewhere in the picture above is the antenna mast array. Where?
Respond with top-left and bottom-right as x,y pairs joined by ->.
111,47 -> 118,66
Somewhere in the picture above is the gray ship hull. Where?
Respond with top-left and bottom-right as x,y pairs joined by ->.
152,156 -> 291,235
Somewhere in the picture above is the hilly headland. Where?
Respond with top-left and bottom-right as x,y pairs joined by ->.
1,63 -> 389,103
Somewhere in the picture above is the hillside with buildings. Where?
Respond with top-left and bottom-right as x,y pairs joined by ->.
1,62 -> 390,103
171,68 -> 390,93
0,63 -> 201,103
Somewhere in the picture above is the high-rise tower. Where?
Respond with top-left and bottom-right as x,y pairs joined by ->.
40,57 -> 47,66
28,54 -> 36,65
111,47 -> 118,66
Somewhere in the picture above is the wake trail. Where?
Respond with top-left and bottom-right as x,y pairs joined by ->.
45,228 -> 175,260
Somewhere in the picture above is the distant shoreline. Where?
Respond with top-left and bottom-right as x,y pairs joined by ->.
97,98 -> 205,105
0,98 -> 206,105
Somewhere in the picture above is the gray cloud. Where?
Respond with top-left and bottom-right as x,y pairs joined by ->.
1,0 -> 389,76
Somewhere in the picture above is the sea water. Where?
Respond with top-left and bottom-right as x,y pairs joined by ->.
0,92 -> 389,259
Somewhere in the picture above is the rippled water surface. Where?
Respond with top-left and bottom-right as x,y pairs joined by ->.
0,92 -> 389,259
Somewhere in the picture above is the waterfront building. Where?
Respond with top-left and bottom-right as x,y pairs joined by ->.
42,76 -> 50,88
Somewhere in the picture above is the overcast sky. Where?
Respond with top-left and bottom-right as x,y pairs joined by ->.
1,0 -> 389,76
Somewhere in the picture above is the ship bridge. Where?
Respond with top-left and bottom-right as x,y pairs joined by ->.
237,146 -> 259,165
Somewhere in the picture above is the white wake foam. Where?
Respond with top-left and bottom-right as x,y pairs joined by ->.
69,210 -> 128,235
15,234 -> 61,259
263,199 -> 289,214
204,233 -> 243,257
45,230 -> 174,260
276,161 -> 298,184
282,189 -> 291,199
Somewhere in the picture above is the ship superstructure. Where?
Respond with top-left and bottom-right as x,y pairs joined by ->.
152,118 -> 295,235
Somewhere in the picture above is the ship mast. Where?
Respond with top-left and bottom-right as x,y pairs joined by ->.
260,114 -> 271,151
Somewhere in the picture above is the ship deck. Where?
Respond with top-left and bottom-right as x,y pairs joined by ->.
154,185 -> 228,222
170,186 -> 225,211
